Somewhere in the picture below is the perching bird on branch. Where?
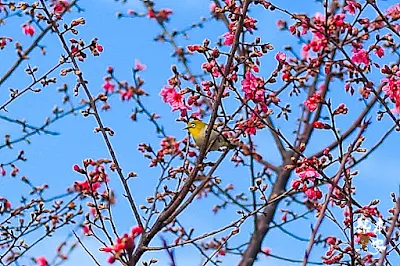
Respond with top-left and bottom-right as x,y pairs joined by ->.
185,119 -> 234,152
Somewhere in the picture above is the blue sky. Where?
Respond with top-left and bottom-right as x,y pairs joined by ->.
1,0 -> 399,265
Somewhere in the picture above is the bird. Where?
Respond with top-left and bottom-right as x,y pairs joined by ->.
185,119 -> 233,152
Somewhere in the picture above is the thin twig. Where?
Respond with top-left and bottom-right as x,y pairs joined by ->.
72,231 -> 101,266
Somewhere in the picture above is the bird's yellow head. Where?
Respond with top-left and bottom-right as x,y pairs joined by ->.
185,120 -> 207,137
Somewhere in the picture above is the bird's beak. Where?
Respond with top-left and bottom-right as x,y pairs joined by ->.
183,126 -> 189,130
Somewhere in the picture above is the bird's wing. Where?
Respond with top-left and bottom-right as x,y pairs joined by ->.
198,126 -> 232,152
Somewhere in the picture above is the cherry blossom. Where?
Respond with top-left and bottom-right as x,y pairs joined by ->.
102,80 -> 115,93
0,37 -> 12,49
134,59 -> 146,71
22,23 -> 35,36
351,49 -> 370,66
159,86 -> 191,116
374,46 -> 384,58
35,256 -> 48,266
386,3 -> 400,20
209,2 -> 217,13
275,52 -> 286,63
148,8 -> 173,22
236,114 -> 264,135
382,74 -> 400,113
100,226 -> 143,264
52,0 -> 69,14
344,1 -> 360,15
222,32 -> 235,45
295,166 -> 319,181
202,60 -> 221,77
243,16 -> 257,32
241,71 -> 265,103
304,91 -> 323,111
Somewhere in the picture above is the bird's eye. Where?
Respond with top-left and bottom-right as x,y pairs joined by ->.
191,123 -> 196,128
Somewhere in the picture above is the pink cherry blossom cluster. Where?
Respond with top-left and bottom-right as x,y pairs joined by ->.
35,256 -> 48,266
102,62 -> 147,102
220,1 -> 257,45
322,236 -> 344,265
351,48 -> 370,66
51,0 -> 69,15
241,71 -> 266,104
289,11 -> 347,59
138,136 -> 185,167
69,38 -> 103,61
160,85 -> 191,116
381,67 -> 400,113
100,226 -> 144,264
291,158 -> 323,201
20,1 -> 71,37
304,91 -> 323,111
236,113 -> 265,136
385,3 -> 400,21
202,59 -> 224,78
72,159 -> 110,195
343,1 -> 361,15
147,8 -> 173,22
